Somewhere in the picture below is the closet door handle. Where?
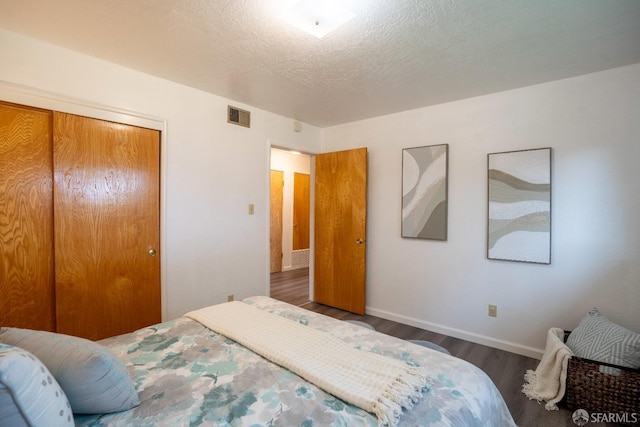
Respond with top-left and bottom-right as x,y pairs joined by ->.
148,248 -> 157,257
355,239 -> 366,245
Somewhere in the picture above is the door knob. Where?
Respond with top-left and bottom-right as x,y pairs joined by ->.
148,248 -> 157,257
355,239 -> 366,244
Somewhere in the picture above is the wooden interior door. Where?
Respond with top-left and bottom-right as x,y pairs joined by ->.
53,112 -> 161,340
293,172 -> 310,250
314,147 -> 367,314
270,170 -> 284,273
0,103 -> 55,331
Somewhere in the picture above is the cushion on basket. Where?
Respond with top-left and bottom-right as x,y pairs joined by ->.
566,308 -> 640,370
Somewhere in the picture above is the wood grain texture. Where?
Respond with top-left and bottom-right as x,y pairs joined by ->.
0,102 -> 55,331
270,170 -> 283,273
53,112 -> 161,340
314,148 -> 367,314
292,172 -> 310,250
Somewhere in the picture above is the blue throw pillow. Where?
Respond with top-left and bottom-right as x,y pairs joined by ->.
0,344 -> 73,427
566,308 -> 640,370
0,328 -> 139,414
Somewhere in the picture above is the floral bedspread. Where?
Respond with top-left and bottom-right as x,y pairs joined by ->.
75,296 -> 516,426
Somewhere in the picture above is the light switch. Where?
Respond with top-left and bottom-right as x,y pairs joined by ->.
248,204 -> 255,215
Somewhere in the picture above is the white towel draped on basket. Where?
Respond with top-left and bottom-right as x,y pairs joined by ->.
186,301 -> 429,426
522,327 -> 573,410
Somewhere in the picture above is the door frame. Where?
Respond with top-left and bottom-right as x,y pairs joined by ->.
0,81 -> 169,321
267,142 -> 317,300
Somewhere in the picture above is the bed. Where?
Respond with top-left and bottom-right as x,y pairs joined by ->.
1,296 -> 516,426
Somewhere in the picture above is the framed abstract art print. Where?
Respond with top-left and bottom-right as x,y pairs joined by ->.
487,147 -> 551,264
402,144 -> 448,240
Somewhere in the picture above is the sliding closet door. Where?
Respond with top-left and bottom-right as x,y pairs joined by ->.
53,112 -> 161,340
0,103 -> 55,331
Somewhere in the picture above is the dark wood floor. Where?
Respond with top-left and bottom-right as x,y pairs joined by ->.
270,268 -> 618,427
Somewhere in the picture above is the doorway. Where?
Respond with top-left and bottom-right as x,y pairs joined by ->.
269,146 -> 368,313
269,148 -> 311,305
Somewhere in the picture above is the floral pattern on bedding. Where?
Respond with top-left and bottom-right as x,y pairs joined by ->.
75,296 -> 515,427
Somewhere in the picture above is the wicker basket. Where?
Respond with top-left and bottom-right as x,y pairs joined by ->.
563,331 -> 640,422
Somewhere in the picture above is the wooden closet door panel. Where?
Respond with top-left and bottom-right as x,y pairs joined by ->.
53,112 -> 160,340
270,170 -> 284,273
0,103 -> 55,330
293,172 -> 310,250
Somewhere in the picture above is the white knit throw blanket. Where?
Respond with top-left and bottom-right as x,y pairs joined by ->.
185,301 -> 428,426
522,327 -> 573,410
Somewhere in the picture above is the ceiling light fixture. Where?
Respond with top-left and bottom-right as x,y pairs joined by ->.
284,0 -> 355,39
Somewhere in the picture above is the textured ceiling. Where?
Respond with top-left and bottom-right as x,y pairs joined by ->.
1,0 -> 639,127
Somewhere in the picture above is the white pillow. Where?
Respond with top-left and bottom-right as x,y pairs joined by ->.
0,344 -> 74,427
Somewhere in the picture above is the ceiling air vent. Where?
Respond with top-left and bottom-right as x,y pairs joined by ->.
227,105 -> 250,128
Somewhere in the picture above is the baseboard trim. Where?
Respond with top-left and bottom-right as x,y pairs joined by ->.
365,306 -> 544,360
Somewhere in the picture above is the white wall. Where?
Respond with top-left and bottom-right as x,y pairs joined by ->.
322,64 -> 640,358
3,27 -> 638,359
0,28 -> 322,320
270,149 -> 311,271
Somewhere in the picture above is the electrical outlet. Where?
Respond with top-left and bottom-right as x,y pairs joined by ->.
488,304 -> 497,317
227,294 -> 234,302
